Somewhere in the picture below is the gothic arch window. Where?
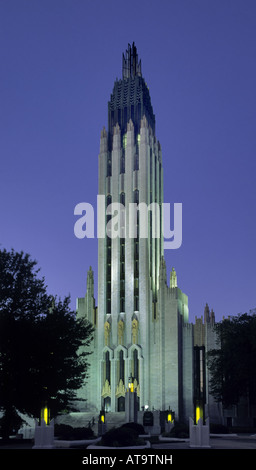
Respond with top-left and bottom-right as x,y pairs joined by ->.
106,195 -> 112,315
127,345 -> 141,400
101,348 -> 112,403
119,350 -> 124,383
128,344 -> 142,379
105,351 -> 111,384
133,349 -> 139,382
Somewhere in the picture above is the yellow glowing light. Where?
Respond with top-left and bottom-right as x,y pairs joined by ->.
137,134 -> 140,145
42,406 -> 49,425
195,405 -> 203,424
128,382 -> 134,392
101,414 -> 105,423
123,134 -> 127,148
167,413 -> 173,423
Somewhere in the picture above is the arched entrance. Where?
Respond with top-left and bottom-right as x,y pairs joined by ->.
118,396 -> 125,411
104,397 -> 111,412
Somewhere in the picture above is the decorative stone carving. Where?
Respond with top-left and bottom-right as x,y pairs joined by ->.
127,118 -> 134,132
170,267 -> 177,288
141,114 -> 148,128
113,122 -> 120,135
101,379 -> 111,398
104,321 -> 111,346
118,319 -> 125,345
116,379 -> 126,398
132,318 -> 139,344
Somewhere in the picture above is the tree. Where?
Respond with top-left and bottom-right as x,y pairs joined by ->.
0,248 -> 50,320
0,248 -> 94,439
207,313 -> 256,411
22,296 -> 95,419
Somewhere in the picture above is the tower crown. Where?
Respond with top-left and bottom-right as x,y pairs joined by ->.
108,42 -> 155,137
122,42 -> 142,79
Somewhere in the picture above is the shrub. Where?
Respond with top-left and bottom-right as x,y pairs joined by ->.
121,422 -> 145,435
54,424 -> 73,439
71,427 -> 94,440
54,423 -> 94,440
100,426 -> 143,447
169,422 -> 189,438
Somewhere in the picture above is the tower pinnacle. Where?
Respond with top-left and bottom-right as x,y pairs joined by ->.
122,42 -> 142,79
170,267 -> 178,288
109,42 -> 155,137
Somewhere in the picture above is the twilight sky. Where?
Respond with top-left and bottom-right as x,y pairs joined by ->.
1,0 -> 255,322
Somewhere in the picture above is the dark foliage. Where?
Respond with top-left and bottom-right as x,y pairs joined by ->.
0,248 -> 94,439
169,422 -> 189,438
207,313 -> 256,410
100,425 -> 144,447
54,423 -> 73,439
121,422 -> 145,435
54,424 -> 94,440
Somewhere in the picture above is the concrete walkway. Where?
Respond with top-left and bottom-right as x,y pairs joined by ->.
1,433 -> 256,449
152,434 -> 256,449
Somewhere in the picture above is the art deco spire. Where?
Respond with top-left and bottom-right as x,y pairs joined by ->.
170,267 -> 178,288
122,42 -> 142,79
108,42 -> 155,137
204,303 -> 210,323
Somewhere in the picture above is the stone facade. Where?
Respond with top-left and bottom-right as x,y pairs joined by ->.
76,43 -> 194,420
75,43 -> 248,426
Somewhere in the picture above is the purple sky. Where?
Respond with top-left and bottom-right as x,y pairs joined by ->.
1,0 -> 256,322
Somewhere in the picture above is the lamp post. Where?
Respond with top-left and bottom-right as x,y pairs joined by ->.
125,375 -> 137,423
128,375 -> 134,392
40,402 -> 50,426
33,402 -> 54,449
98,409 -> 107,436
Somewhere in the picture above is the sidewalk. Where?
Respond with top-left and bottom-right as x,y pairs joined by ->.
1,434 -> 256,450
152,434 -> 256,449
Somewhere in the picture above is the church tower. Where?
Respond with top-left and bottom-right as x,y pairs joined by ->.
77,43 -> 192,419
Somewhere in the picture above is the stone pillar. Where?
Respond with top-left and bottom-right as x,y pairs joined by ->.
125,389 -> 138,423
33,419 -> 54,449
189,417 -> 210,448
